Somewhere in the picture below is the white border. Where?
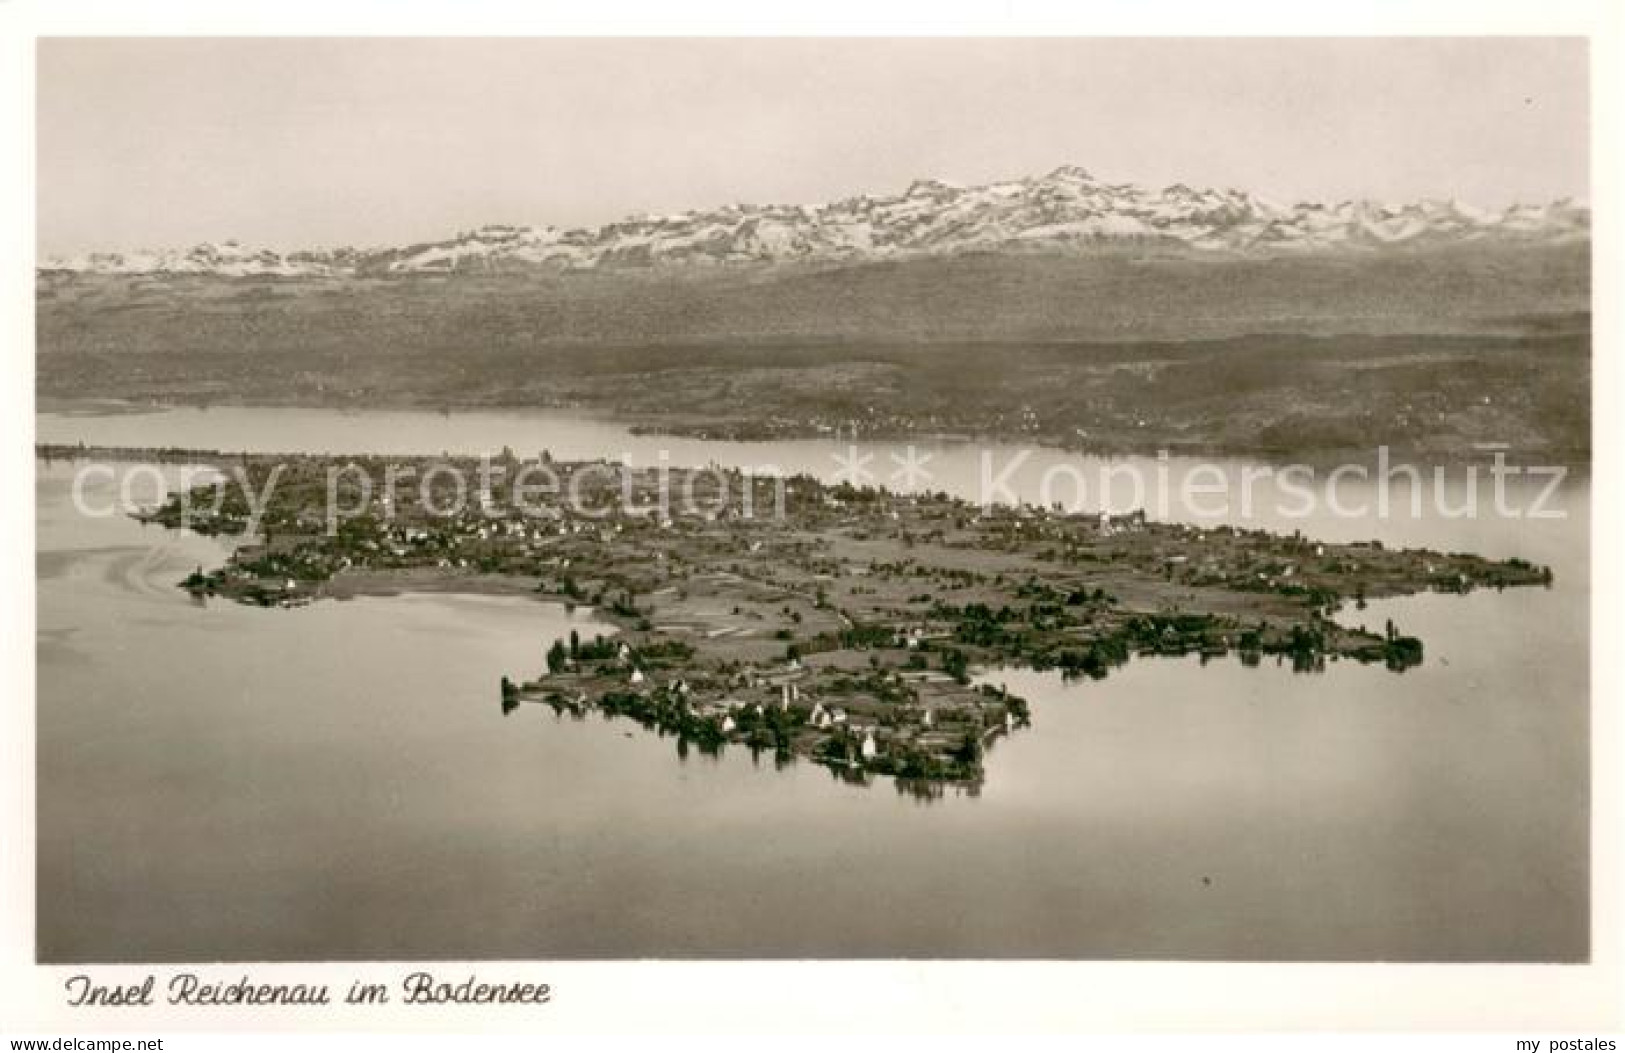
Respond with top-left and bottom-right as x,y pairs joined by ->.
2,0 -> 1621,1036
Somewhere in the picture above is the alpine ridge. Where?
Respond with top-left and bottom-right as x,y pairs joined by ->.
41,165 -> 1590,277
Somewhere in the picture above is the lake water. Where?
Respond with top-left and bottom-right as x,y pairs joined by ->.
35,406 -> 1589,961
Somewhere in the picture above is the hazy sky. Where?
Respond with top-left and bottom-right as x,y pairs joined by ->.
37,37 -> 1588,255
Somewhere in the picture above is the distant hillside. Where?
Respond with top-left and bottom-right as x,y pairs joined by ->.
36,241 -> 1589,350
36,242 -> 1590,460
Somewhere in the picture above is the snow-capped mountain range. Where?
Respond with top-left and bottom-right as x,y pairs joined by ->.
41,166 -> 1589,277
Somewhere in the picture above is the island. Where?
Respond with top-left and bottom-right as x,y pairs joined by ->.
41,443 -> 1554,795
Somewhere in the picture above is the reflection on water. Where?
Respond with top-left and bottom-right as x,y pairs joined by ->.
34,408 -> 1589,961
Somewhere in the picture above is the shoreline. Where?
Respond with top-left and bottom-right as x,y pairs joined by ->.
34,403 -> 1595,470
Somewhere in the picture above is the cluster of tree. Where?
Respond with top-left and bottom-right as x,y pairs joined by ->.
947,602 -> 1025,649
546,630 -> 623,672
607,590 -> 642,618
1035,639 -> 1130,680
837,621 -> 897,649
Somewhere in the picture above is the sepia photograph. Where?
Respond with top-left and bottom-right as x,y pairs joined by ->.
4,6 -> 1622,1041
